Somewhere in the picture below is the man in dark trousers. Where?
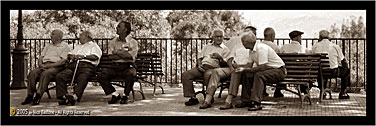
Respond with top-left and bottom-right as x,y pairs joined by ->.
55,31 -> 102,105
21,29 -> 71,105
310,30 -> 350,99
97,21 -> 139,104
235,32 -> 286,111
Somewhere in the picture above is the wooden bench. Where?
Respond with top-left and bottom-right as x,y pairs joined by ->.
44,53 -> 165,101
267,53 -> 324,107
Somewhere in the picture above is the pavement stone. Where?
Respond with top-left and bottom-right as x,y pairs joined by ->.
9,84 -> 366,116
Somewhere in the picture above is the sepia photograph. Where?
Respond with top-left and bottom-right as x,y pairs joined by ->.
3,1 -> 375,125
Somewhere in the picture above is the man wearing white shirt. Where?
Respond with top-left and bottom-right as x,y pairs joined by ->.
280,30 -> 306,53
235,32 -> 286,111
182,29 -> 231,107
311,30 -> 350,99
55,31 -> 102,105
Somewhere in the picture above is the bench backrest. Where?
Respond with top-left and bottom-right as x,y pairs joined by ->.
95,53 -> 163,81
277,53 -> 322,84
318,53 -> 331,78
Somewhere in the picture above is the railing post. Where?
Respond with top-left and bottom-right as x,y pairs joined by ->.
11,10 -> 29,89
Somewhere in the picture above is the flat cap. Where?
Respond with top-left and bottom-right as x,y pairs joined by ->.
289,30 -> 304,39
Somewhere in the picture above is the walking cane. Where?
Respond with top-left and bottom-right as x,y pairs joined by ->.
67,60 -> 80,96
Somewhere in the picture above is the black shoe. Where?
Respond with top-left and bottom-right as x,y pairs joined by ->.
66,95 -> 76,106
57,96 -> 68,105
108,95 -> 121,104
31,93 -> 42,105
184,98 -> 199,106
264,91 -> 269,97
235,102 -> 252,108
273,90 -> 284,98
120,96 -> 128,104
248,102 -> 262,111
339,93 -> 350,99
219,103 -> 233,110
199,102 -> 212,109
21,94 -> 34,105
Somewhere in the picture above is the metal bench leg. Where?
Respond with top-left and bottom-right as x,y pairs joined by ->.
296,85 -> 304,108
131,88 -> 135,102
46,90 -> 52,99
218,86 -> 223,98
45,85 -> 56,99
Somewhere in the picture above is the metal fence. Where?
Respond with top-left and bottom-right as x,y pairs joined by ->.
10,38 -> 367,90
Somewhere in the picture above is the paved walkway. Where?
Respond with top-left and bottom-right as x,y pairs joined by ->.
9,83 -> 366,116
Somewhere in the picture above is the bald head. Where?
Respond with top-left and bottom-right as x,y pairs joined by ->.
79,31 -> 94,44
51,29 -> 64,44
319,30 -> 330,41
264,27 -> 275,41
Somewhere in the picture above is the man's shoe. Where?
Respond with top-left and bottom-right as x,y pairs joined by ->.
108,95 -> 121,104
120,96 -> 128,104
235,102 -> 252,108
31,94 -> 42,105
219,103 -> 233,110
199,102 -> 212,109
273,90 -> 284,98
264,92 -> 269,97
248,102 -> 262,111
339,93 -> 350,99
21,95 -> 34,105
184,98 -> 199,106
66,95 -> 76,106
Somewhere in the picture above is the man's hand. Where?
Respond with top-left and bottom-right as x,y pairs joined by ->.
210,53 -> 222,60
198,65 -> 205,72
39,64 -> 47,69
112,49 -> 122,55
75,55 -> 84,60
235,67 -> 246,73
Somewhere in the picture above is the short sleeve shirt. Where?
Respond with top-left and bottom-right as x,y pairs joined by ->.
224,36 -> 252,65
311,39 -> 345,69
280,41 -> 306,53
41,42 -> 71,63
249,42 -> 285,68
108,35 -> 139,62
261,40 -> 281,53
198,43 -> 231,68
68,41 -> 102,66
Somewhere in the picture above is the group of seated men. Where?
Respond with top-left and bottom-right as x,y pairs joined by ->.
20,22 -> 351,110
182,26 -> 351,111
21,21 -> 138,106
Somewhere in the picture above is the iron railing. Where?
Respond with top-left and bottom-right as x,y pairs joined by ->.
10,38 -> 367,90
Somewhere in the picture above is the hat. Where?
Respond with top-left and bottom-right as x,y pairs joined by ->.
319,30 -> 330,38
245,25 -> 257,31
289,30 -> 304,39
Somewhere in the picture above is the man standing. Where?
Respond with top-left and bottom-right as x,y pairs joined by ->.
234,32 -> 286,111
21,29 -> 71,105
182,28 -> 231,106
97,21 -> 139,104
55,31 -> 102,105
311,30 -> 350,99
281,30 -> 306,53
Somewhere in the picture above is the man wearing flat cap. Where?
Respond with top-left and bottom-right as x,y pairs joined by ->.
311,30 -> 350,99
281,30 -> 307,53
275,30 -> 308,97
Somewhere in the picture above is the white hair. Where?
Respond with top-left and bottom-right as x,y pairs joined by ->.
210,28 -> 224,38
